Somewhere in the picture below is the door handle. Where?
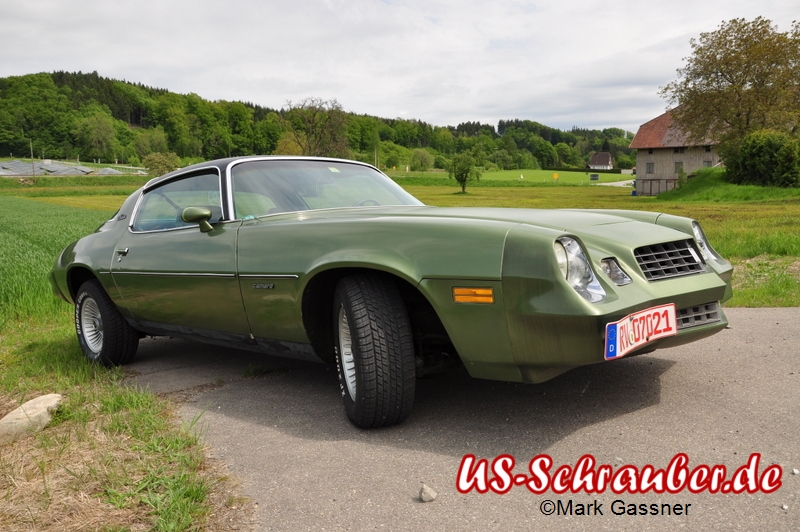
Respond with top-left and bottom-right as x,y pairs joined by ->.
115,248 -> 129,256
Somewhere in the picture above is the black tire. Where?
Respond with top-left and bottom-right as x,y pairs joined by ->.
75,280 -> 139,366
333,274 -> 415,428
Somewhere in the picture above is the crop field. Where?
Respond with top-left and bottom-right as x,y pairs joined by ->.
0,168 -> 798,529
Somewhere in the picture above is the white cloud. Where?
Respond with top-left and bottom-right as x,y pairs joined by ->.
2,0 -> 798,133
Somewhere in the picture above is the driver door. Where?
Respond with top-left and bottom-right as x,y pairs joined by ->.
111,170 -> 250,339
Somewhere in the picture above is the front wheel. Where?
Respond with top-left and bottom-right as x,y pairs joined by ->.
333,274 -> 415,428
75,280 -> 139,366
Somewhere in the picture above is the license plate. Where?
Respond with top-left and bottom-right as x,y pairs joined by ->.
605,303 -> 677,360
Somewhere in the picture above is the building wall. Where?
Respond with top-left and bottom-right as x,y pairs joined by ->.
635,146 -> 719,195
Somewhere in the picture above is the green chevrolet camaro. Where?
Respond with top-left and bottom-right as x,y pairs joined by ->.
50,156 -> 733,428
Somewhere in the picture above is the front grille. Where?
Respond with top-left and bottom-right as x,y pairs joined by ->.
677,302 -> 721,330
634,240 -> 704,281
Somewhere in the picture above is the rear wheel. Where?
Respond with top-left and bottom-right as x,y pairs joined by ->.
333,274 -> 415,428
75,280 -> 139,366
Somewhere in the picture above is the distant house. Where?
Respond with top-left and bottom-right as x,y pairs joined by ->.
588,152 -> 613,170
629,110 -> 720,196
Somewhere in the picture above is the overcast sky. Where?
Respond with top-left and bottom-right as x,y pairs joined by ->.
3,1 -> 799,134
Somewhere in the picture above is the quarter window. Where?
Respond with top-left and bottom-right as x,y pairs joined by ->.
132,172 -> 222,232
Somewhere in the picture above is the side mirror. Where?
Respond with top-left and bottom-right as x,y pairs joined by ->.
181,207 -> 214,233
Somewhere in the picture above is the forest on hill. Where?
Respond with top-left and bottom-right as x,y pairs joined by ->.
0,71 -> 636,171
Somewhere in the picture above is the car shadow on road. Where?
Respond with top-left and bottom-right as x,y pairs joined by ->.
128,336 -> 675,459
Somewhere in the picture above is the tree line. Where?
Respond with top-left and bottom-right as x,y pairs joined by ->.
0,71 -> 636,171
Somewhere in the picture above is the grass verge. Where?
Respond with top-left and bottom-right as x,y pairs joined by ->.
0,196 -> 234,531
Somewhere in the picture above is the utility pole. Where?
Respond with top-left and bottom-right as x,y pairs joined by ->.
29,138 -> 35,177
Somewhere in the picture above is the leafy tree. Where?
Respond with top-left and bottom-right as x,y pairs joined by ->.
384,152 -> 400,169
0,74 -> 78,158
449,153 -> 482,192
274,131 -> 303,155
393,120 -> 421,147
73,110 -> 117,161
602,127 -> 627,139
555,142 -> 581,167
134,126 -> 169,158
253,112 -> 282,155
409,149 -> 434,171
223,101 -> 255,156
152,94 -> 192,156
347,115 -> 380,153
143,152 -> 181,176
615,153 -> 635,169
282,97 -> 349,157
186,93 -> 223,158
431,127 -> 455,154
660,17 -> 800,148
493,149 -> 513,170
531,137 -> 558,167
515,149 -> 539,170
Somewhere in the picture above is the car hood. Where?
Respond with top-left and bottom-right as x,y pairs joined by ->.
408,207 -> 660,230
256,206 -> 688,249
293,206 -> 659,228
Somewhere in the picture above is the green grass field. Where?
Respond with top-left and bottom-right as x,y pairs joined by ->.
386,168 -> 633,185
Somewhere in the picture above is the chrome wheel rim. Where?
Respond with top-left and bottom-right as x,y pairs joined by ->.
80,297 -> 104,353
338,306 -> 357,401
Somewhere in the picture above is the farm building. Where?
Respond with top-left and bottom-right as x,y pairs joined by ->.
629,110 -> 720,196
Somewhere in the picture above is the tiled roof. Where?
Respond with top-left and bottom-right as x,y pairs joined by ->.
589,152 -> 612,166
629,110 -> 712,149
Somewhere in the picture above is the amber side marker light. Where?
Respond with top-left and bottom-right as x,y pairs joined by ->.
452,287 -> 495,304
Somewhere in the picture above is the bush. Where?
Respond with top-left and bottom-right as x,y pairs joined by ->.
142,152 -> 182,177
409,149 -> 434,171
728,130 -> 800,187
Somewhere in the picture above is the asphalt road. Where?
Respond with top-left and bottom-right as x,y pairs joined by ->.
129,308 -> 800,531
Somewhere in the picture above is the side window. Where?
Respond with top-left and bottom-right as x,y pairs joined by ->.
132,172 -> 222,232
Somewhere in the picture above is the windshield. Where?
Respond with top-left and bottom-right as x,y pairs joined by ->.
230,159 -> 423,219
